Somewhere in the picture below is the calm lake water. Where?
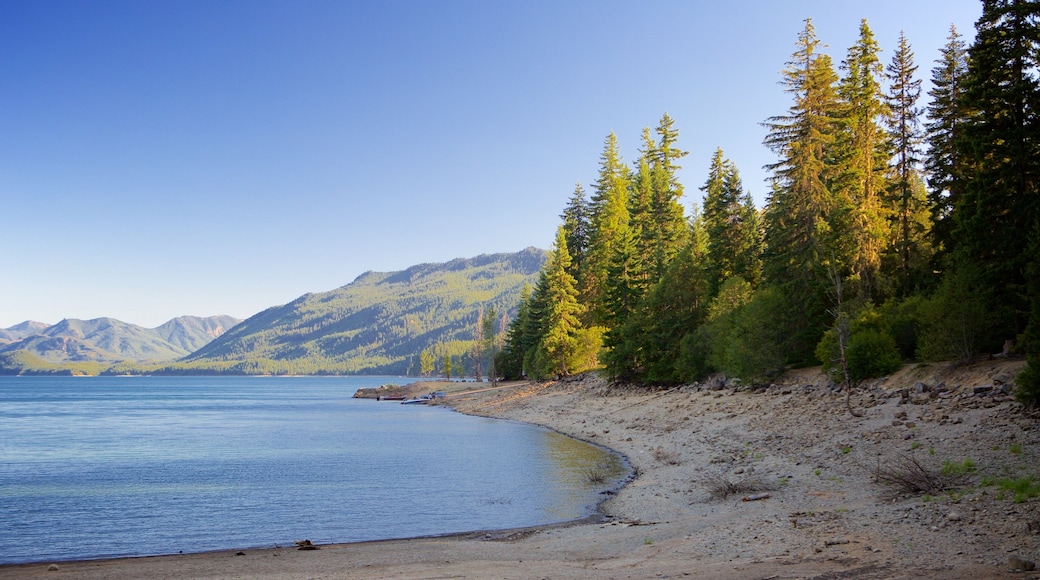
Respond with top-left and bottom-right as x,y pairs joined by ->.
0,376 -> 627,564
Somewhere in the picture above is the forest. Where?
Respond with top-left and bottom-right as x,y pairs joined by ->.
498,1 -> 1040,407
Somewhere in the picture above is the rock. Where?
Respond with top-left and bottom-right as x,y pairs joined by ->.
895,411 -> 908,420
47,564 -> 59,572
910,394 -> 931,405
947,511 -> 963,522
914,382 -> 931,394
993,372 -> 1012,385
973,385 -> 994,396
1008,554 -> 1036,571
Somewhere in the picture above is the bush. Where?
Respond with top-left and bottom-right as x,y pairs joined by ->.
846,330 -> 902,382
816,306 -> 902,383
879,296 -> 926,360
917,265 -> 1004,362
716,287 -> 790,383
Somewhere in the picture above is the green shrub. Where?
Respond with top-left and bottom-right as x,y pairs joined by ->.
982,475 -> 1040,503
817,306 -> 902,383
917,265 -> 1004,362
879,296 -> 926,360
846,329 -> 902,382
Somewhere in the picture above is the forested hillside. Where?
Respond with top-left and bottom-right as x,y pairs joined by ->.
169,248 -> 546,375
500,2 -> 1040,407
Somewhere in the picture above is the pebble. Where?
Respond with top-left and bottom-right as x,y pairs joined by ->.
947,511 -> 963,522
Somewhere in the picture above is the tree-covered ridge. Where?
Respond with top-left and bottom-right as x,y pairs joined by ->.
503,2 -> 1040,407
180,248 -> 546,375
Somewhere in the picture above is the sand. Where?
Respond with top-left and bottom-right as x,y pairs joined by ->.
3,361 -> 1039,579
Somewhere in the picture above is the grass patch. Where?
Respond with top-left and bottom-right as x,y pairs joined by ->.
583,462 -> 611,484
697,470 -> 775,500
940,459 -> 977,477
1009,443 -> 1023,455
651,446 -> 682,465
981,475 -> 1040,503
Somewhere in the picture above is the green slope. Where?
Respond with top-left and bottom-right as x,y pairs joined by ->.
184,248 -> 546,374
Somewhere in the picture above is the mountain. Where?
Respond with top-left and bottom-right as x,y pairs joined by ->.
0,315 -> 242,367
154,315 -> 242,353
0,321 -> 49,346
184,247 -> 547,375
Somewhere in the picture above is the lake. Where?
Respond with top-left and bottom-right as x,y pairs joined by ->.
0,376 -> 627,564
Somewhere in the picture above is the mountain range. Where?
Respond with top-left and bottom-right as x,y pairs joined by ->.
0,316 -> 242,364
0,248 -> 546,375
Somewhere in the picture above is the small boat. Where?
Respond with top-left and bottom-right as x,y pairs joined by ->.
376,395 -> 406,401
401,394 -> 434,405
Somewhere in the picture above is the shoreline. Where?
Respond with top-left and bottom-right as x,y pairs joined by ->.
3,364 -> 1038,579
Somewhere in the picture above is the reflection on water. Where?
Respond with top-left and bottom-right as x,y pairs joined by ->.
542,430 -> 628,519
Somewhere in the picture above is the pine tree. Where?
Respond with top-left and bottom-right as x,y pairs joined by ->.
538,226 -> 585,377
629,243 -> 711,384
648,113 -> 690,279
833,19 -> 891,299
584,132 -> 632,325
761,19 -> 842,362
627,128 -> 658,300
762,19 -> 842,285
924,25 -> 968,262
885,31 -> 929,296
952,0 -> 1040,344
701,148 -> 764,296
499,284 -> 532,379
560,182 -> 590,282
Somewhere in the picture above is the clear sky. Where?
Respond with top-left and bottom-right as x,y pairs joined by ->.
1,0 -> 981,329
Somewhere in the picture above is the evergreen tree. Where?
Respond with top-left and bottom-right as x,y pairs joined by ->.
499,284 -> 532,379
885,31 -> 930,296
627,128 -> 658,300
584,132 -> 632,325
924,25 -> 969,261
952,0 -> 1040,344
483,306 -> 498,385
648,113 -> 691,279
626,243 -> 711,384
761,18 -> 842,362
560,183 -> 590,282
701,148 -> 764,296
537,227 -> 585,377
833,19 -> 891,299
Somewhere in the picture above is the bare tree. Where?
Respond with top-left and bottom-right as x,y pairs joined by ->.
827,267 -> 863,418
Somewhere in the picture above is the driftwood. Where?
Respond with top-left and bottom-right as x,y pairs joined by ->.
742,492 -> 771,502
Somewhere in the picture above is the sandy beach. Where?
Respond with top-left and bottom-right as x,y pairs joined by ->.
3,361 -> 1039,579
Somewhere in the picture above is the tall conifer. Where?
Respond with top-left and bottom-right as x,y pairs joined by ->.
834,19 -> 891,299
953,0 -> 1040,342
885,31 -> 929,295
761,19 -> 842,361
924,25 -> 968,261
701,148 -> 763,296
585,133 -> 632,325
538,227 -> 585,378
560,182 -> 590,282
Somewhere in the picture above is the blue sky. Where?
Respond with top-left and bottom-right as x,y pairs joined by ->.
1,1 -> 981,328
